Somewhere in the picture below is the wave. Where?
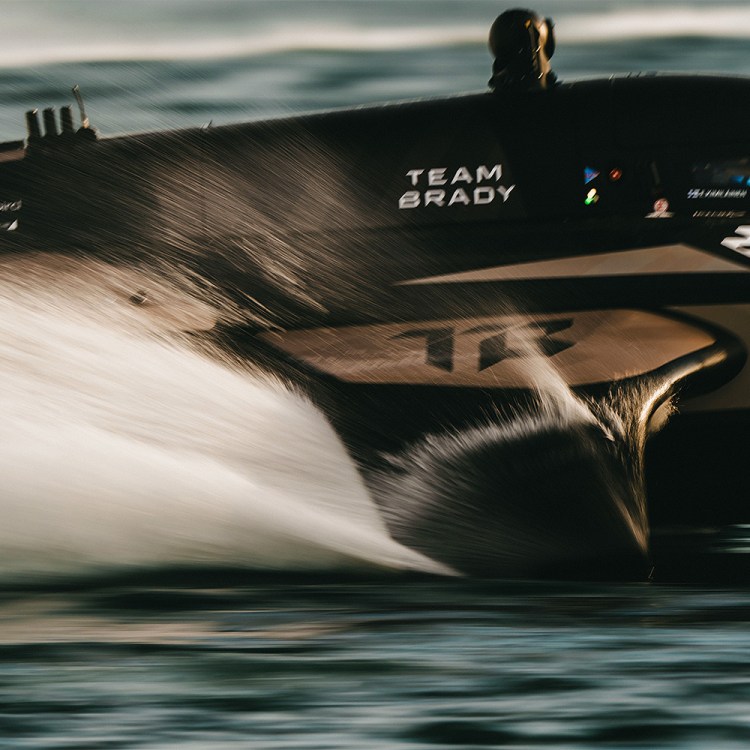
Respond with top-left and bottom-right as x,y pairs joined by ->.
1,6 -> 749,69
557,7 -> 750,43
0,24 -> 486,68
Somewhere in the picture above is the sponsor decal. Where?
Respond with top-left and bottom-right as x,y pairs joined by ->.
584,188 -> 599,206
721,226 -> 750,257
393,319 -> 574,373
688,188 -> 748,200
259,311 -> 718,388
0,198 -> 21,231
693,210 -> 746,218
398,164 -> 515,210
646,198 -> 673,219
583,166 -> 600,185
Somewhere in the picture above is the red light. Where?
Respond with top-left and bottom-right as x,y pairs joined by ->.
609,168 -> 623,182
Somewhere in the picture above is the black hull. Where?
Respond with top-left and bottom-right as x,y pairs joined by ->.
0,64 -> 749,578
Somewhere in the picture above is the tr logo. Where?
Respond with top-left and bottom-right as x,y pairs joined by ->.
393,319 -> 574,372
721,225 -> 750,257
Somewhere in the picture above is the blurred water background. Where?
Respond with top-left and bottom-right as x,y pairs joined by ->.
2,0 -> 750,140
1,1 -> 750,748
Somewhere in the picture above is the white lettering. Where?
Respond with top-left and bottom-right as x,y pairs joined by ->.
448,188 -> 472,206
428,168 -> 447,186
473,186 -> 496,205
721,226 -> 750,256
451,167 -> 473,185
399,191 -> 421,209
406,169 -> 424,187
698,188 -> 749,199
476,164 -> 502,182
399,164 -> 517,210
424,190 -> 446,207
693,210 -> 746,218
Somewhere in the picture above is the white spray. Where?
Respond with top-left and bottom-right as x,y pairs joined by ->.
0,253 -> 447,581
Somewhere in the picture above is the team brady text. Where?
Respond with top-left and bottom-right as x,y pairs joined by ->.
398,164 -> 515,209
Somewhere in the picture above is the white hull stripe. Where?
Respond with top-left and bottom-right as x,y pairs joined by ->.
397,244 -> 750,286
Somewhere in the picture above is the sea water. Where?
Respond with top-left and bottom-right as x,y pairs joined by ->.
1,1 -> 750,748
1,0 -> 750,139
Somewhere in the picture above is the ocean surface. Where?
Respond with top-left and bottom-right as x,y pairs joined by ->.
2,0 -> 750,140
2,1 -> 750,748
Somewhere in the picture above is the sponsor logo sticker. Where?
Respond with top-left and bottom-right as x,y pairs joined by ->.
721,226 -> 750,257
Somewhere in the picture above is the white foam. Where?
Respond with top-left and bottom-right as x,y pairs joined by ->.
557,7 -> 750,43
0,254 -> 447,581
1,6 -> 748,69
0,24 -> 486,68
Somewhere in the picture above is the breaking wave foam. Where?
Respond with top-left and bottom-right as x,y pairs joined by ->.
0,24 -> 486,68
557,7 -> 750,43
2,6 -> 749,69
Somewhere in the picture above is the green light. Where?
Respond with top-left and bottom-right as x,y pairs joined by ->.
585,188 -> 599,205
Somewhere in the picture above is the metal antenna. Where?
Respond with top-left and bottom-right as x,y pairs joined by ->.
72,85 -> 90,129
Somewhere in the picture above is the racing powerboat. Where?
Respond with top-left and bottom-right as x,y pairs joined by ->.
0,9 -> 747,578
